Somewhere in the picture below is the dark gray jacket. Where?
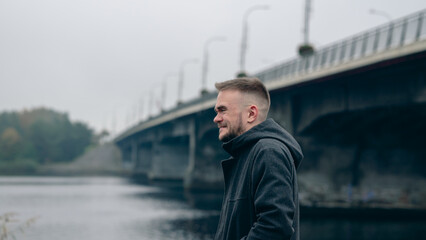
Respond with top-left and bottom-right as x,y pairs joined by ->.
214,119 -> 303,240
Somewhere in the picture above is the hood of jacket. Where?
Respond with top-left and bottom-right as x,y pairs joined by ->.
222,118 -> 303,169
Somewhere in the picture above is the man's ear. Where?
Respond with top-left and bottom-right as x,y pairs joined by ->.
247,105 -> 258,123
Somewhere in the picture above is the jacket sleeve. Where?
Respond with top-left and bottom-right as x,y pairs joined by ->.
243,145 -> 296,240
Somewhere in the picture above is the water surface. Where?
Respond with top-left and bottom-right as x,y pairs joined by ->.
0,176 -> 219,240
1,176 -> 425,240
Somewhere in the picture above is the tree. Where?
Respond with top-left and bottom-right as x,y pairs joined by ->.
0,127 -> 21,161
0,107 -> 95,164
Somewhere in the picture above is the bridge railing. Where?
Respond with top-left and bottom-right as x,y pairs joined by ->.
256,9 -> 426,83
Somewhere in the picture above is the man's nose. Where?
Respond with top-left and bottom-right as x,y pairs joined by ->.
213,113 -> 221,123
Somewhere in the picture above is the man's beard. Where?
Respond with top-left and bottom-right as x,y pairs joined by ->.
220,114 -> 245,142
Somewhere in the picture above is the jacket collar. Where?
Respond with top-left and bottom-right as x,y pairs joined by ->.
222,119 -> 273,157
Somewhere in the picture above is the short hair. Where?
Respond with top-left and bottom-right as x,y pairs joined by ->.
215,77 -> 270,119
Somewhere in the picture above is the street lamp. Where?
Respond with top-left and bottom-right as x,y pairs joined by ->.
148,91 -> 154,118
238,5 -> 269,77
298,0 -> 315,57
162,72 -> 177,112
303,0 -> 312,46
178,58 -> 198,105
369,8 -> 392,21
201,36 -> 226,95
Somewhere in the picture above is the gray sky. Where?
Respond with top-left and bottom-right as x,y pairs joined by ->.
1,0 -> 425,136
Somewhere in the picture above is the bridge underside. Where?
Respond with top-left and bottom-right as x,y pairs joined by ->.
287,50 -> 426,208
303,104 -> 426,149
297,105 -> 426,208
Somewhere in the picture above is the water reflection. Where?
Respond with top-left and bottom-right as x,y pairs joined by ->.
1,176 -> 425,240
301,217 -> 426,240
0,176 -> 220,240
167,215 -> 219,240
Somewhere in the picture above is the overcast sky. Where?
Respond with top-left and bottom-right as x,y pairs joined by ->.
1,0 -> 425,137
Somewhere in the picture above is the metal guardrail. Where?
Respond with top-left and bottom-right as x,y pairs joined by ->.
256,9 -> 426,83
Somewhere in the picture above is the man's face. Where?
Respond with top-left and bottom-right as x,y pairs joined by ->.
213,90 -> 247,142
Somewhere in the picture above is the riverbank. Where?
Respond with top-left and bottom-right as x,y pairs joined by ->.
37,142 -> 124,176
0,143 -> 124,176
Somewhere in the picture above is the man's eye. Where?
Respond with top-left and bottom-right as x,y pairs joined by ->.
215,107 -> 225,113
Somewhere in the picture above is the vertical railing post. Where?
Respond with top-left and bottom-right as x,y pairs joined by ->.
372,28 -> 380,53
386,22 -> 394,49
329,45 -> 337,66
289,60 -> 297,76
361,32 -> 369,57
415,11 -> 424,41
399,18 -> 408,46
339,41 -> 347,63
349,38 -> 357,60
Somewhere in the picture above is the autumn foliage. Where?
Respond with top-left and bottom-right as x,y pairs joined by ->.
0,108 -> 94,173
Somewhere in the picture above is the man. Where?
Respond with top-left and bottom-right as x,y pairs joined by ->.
213,77 -> 303,240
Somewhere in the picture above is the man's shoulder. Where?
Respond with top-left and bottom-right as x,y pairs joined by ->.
254,138 -> 285,150
250,138 -> 294,175
249,138 -> 290,161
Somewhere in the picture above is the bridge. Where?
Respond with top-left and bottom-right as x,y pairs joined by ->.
115,9 -> 426,210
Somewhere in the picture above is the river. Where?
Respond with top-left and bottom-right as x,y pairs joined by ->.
1,176 -> 424,240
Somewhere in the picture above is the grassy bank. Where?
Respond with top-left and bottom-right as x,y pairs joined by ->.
0,159 -> 39,175
0,143 -> 123,176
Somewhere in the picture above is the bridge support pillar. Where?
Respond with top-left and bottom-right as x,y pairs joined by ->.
184,118 -> 227,191
133,142 -> 153,177
149,136 -> 189,181
130,139 -> 137,169
184,118 -> 197,189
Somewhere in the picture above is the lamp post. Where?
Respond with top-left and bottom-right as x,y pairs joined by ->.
148,91 -> 153,118
178,58 -> 198,105
138,95 -> 145,121
161,72 -> 177,112
369,8 -> 392,21
303,0 -> 312,45
238,5 -> 269,77
201,36 -> 226,95
298,0 -> 315,57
